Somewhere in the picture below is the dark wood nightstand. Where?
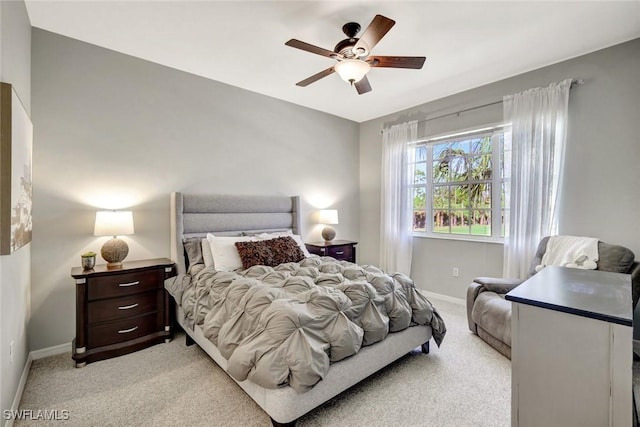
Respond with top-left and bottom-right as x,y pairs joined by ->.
71,258 -> 176,367
305,240 -> 358,263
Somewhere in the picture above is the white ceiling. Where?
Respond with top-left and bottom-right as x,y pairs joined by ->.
24,1 -> 640,123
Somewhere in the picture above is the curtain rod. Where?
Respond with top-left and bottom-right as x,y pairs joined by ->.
380,78 -> 584,134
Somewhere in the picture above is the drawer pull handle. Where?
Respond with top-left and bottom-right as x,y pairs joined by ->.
118,281 -> 140,287
118,326 -> 138,334
118,303 -> 139,310
335,251 -> 344,255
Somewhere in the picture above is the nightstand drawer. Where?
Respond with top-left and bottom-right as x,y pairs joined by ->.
88,291 -> 163,324
327,245 -> 353,260
88,270 -> 163,301
88,312 -> 163,348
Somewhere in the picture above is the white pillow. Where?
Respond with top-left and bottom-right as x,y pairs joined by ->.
289,234 -> 311,258
201,238 -> 214,268
255,231 -> 311,257
206,233 -> 255,271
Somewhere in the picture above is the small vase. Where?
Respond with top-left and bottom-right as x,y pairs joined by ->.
81,256 -> 96,270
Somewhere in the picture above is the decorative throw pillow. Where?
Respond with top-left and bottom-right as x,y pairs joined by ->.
266,236 -> 305,266
207,234 -> 254,271
235,240 -> 274,270
183,237 -> 204,268
254,231 -> 311,257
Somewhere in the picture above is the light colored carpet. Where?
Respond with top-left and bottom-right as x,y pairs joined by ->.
16,297 -> 511,426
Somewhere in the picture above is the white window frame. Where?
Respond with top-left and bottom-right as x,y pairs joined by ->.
409,124 -> 506,243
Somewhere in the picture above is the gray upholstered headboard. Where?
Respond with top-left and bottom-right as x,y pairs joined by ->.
170,192 -> 301,274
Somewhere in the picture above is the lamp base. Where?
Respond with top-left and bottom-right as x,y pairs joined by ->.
101,237 -> 129,269
321,226 -> 336,242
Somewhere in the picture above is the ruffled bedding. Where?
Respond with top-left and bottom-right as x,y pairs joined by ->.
166,256 -> 446,393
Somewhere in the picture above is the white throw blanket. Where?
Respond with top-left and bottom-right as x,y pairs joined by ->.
535,236 -> 599,273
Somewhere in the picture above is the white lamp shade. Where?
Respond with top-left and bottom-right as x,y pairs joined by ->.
318,209 -> 339,225
94,211 -> 135,237
334,59 -> 370,83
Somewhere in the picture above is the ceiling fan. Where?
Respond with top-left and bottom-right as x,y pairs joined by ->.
285,14 -> 426,95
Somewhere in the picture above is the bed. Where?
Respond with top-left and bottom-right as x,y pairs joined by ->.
167,192 -> 446,425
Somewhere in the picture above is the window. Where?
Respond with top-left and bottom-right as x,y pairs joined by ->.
409,126 -> 507,241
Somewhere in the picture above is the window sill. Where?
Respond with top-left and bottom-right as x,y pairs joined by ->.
411,233 -> 504,245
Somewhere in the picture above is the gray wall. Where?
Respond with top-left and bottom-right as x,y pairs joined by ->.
25,29 -> 640,348
360,39 -> 640,301
0,0 -> 31,416
30,29 -> 360,351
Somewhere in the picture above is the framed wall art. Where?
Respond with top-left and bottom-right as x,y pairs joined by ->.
0,82 -> 33,255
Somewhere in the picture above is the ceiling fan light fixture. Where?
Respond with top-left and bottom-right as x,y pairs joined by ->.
334,59 -> 370,85
286,15 -> 423,94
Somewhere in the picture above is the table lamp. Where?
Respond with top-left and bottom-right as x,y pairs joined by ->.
319,209 -> 339,242
94,210 -> 134,268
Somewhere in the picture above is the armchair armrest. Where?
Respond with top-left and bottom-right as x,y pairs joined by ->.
467,276 -> 524,334
467,281 -> 484,333
473,277 -> 524,295
629,262 -> 640,310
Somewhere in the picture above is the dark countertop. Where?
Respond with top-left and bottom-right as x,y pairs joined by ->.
71,257 -> 174,278
505,266 -> 632,326
305,240 -> 358,248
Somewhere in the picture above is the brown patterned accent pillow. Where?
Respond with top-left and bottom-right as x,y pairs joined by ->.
265,236 -> 305,266
235,240 -> 274,270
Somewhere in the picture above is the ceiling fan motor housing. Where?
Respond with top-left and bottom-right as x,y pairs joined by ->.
342,22 -> 361,37
335,22 -> 368,58
334,38 -> 357,57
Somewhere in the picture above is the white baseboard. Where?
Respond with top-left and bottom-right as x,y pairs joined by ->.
4,342 -> 72,427
422,290 -> 465,306
4,354 -> 32,427
30,342 -> 71,360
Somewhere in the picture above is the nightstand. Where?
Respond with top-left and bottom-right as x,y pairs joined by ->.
71,258 -> 176,367
305,240 -> 358,263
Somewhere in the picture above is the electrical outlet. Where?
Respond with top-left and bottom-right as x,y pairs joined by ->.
452,267 -> 459,277
10,340 -> 14,363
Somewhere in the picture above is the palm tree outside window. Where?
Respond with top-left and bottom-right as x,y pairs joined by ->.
408,126 -> 507,241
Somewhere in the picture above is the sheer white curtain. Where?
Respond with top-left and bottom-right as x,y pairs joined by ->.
503,78 -> 573,278
380,121 -> 417,275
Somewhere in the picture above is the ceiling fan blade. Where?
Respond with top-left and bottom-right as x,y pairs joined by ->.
355,76 -> 372,95
353,15 -> 395,54
369,56 -> 426,69
296,66 -> 336,87
285,39 -> 341,59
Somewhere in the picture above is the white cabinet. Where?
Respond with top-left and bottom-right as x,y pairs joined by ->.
507,266 -> 632,427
